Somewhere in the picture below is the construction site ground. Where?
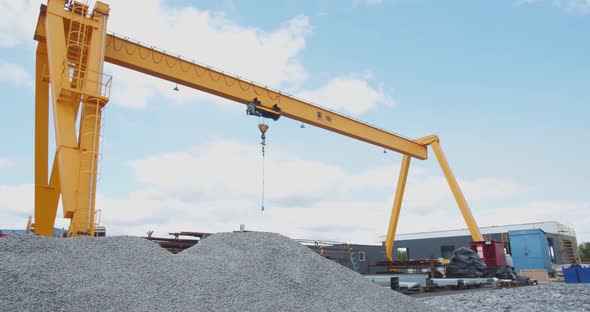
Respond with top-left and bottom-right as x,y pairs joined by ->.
420,283 -> 590,311
2,232 -> 589,311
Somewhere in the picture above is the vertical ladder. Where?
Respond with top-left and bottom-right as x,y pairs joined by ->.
347,244 -> 361,273
69,1 -> 91,235
65,1 -> 104,236
559,224 -> 579,264
562,239 -> 576,264
62,1 -> 90,102
501,232 -> 510,254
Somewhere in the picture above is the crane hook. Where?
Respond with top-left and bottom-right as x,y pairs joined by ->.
258,123 -> 269,211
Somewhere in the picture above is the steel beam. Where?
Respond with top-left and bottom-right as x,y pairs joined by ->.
430,140 -> 483,242
385,155 -> 411,261
101,35 -> 428,159
34,42 -> 60,236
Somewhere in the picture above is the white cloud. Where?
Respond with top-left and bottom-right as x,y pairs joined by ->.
0,184 -> 34,230
0,183 -> 70,231
100,139 -> 530,243
0,60 -> 33,88
1,140 -> 586,244
98,191 -> 396,244
392,200 -> 590,243
559,0 -> 590,13
105,0 -> 310,109
472,201 -> 590,242
0,0 -> 394,116
128,140 -> 396,205
0,0 -> 39,47
461,177 -> 530,201
518,0 -> 590,14
0,184 -> 33,215
403,176 -> 528,210
353,0 -> 384,7
296,75 -> 395,115
103,1 -> 393,115
0,157 -> 15,169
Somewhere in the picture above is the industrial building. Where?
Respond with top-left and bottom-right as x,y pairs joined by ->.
311,221 -> 578,275
0,228 -> 64,237
388,221 -> 578,269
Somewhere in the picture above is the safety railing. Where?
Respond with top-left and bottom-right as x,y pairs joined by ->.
60,60 -> 113,101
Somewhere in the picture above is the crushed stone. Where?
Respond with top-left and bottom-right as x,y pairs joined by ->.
422,283 -> 590,312
0,232 -> 438,312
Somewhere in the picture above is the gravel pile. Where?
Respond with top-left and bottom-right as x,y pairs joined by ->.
0,232 -> 438,312
422,283 -> 590,312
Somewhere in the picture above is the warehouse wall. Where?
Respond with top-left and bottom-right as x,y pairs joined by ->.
547,233 -> 578,264
392,232 -> 578,265
393,233 -> 503,260
339,244 -> 386,274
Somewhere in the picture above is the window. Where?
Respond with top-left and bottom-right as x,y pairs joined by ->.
358,251 -> 366,262
547,238 -> 556,262
396,248 -> 409,260
441,245 -> 455,259
549,246 -> 556,262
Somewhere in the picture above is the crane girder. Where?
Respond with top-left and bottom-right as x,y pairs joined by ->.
101,35 -> 428,159
33,8 -> 427,160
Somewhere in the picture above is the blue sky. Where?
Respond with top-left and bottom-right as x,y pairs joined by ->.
0,0 -> 589,244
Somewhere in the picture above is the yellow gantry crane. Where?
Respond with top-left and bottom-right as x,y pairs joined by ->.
32,0 -> 483,259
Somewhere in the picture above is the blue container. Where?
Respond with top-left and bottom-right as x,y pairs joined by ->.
579,267 -> 590,283
508,229 -> 553,272
563,267 -> 580,283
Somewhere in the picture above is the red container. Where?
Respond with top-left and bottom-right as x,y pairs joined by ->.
469,241 -> 506,267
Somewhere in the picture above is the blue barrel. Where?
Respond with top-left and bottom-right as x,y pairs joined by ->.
563,267 -> 579,283
579,267 -> 590,283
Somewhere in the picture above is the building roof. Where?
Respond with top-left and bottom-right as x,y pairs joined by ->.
0,229 -> 27,235
385,221 -> 575,241
0,228 -> 65,237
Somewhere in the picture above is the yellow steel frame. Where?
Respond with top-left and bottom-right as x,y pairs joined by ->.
384,135 -> 483,260
33,0 -> 110,237
32,0 -> 483,247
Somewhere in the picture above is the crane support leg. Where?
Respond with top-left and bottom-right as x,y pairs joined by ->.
34,42 -> 60,236
384,136 -> 484,258
44,9 -> 82,231
430,140 -> 483,242
34,1 -> 111,237
385,155 -> 411,261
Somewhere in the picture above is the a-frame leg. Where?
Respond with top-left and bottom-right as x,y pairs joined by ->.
33,42 -> 61,236
385,155 -> 411,261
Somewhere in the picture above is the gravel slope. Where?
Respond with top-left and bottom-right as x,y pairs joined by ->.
0,232 -> 438,312
422,283 -> 590,312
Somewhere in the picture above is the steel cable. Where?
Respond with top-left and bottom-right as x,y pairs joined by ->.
151,50 -> 164,64
124,39 -> 137,55
111,36 -> 123,52
208,68 -> 222,82
164,54 -> 178,68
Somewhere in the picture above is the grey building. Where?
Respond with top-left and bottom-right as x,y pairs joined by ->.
298,240 -> 387,274
387,221 -> 578,266
311,221 -> 579,274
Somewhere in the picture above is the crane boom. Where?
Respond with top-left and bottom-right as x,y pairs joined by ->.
103,35 -> 428,159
